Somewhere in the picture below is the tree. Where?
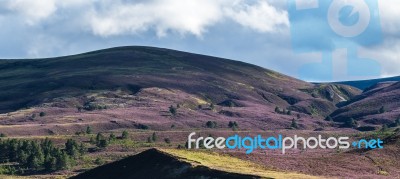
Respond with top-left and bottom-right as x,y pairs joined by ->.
39,112 -> 46,117
77,106 -> 83,112
379,106 -> 386,114
381,124 -> 388,132
55,151 -> 69,170
344,118 -> 358,128
65,139 -> 79,157
109,133 -> 116,141
95,133 -> 108,148
206,121 -> 217,128
164,138 -> 171,144
228,121 -> 238,128
152,132 -> 157,142
275,106 -> 280,113
86,126 -> 92,134
291,119 -> 298,129
210,103 -> 215,110
169,105 -> 177,116
98,139 -> 108,148
121,131 -> 129,139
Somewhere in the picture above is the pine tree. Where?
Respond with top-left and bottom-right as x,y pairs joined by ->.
152,132 -> 157,142
86,126 -> 92,134
121,131 -> 129,139
291,119 -> 298,129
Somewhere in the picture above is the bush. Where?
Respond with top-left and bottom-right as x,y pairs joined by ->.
164,138 -> 171,144
206,121 -> 217,128
210,103 -> 215,110
39,112 -> 46,117
86,126 -> 92,134
169,105 -> 177,116
379,106 -> 386,114
152,132 -> 157,142
290,119 -> 298,129
228,121 -> 238,128
136,124 -> 149,130
121,131 -> 129,139
344,118 -> 358,128
0,133 -> 6,137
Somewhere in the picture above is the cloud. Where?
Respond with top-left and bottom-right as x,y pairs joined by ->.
1,0 -> 57,25
225,0 -> 289,33
86,0 -> 289,37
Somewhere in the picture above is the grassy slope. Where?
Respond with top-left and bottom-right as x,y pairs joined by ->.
162,149 -> 322,179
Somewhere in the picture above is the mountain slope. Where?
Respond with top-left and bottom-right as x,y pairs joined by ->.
0,46 -> 360,133
329,81 -> 400,127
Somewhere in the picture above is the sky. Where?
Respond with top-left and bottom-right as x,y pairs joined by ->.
0,0 -> 399,82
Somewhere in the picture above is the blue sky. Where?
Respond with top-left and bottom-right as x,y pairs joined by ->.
0,0 -> 399,82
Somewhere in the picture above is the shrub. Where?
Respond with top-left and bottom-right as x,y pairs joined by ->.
109,133 -> 116,141
228,121 -> 238,128
210,103 -> 215,110
379,106 -> 386,114
86,126 -> 92,134
206,121 -> 217,128
39,112 -> 46,117
344,118 -> 358,128
381,124 -> 388,132
121,131 -> 129,139
164,138 -> 171,144
291,119 -> 298,129
136,124 -> 149,130
151,132 -> 157,142
0,133 -> 6,137
169,105 -> 177,116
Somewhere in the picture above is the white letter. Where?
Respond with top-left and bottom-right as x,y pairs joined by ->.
338,137 -> 350,149
187,132 -> 196,149
282,137 -> 294,154
215,137 -> 226,149
326,137 -> 338,149
204,137 -> 214,149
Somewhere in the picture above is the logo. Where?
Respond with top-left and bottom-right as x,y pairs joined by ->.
187,132 -> 384,154
288,0 -> 382,81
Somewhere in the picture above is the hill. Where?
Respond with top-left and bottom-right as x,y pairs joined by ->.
329,81 -> 400,128
0,46 -> 360,134
335,76 -> 400,90
71,148 -> 320,179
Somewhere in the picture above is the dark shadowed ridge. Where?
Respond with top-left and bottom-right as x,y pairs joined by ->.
70,148 -> 262,179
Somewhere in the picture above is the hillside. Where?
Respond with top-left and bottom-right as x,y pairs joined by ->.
0,46 -> 360,134
71,148 -> 320,179
329,81 -> 400,128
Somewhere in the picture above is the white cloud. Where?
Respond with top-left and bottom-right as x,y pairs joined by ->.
378,0 -> 400,36
225,0 -> 289,33
4,0 -> 57,25
86,0 -> 289,37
